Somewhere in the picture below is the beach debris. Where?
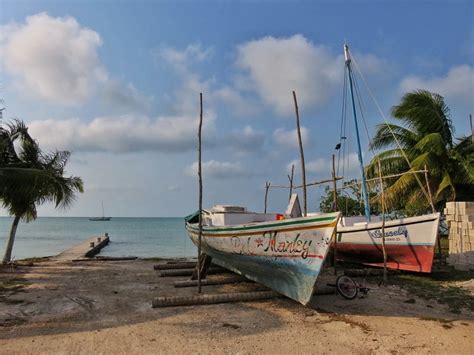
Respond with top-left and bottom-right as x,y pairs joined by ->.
153,262 -> 202,270
157,267 -> 226,277
152,290 -> 279,308
174,275 -> 251,288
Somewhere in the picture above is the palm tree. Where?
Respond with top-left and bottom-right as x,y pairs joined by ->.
1,120 -> 84,264
366,90 -> 473,214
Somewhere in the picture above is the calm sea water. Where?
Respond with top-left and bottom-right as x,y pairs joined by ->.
0,217 -> 196,260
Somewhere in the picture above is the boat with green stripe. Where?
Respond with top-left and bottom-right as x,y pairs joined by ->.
185,204 -> 340,305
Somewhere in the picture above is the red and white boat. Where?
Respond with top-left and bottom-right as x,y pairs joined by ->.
336,213 -> 440,272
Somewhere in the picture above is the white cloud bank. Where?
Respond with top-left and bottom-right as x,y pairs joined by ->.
28,114 -> 215,153
236,36 -> 388,116
399,65 -> 474,102
1,13 -> 151,109
1,13 -> 106,105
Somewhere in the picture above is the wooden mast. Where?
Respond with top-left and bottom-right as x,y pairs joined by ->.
292,91 -> 307,216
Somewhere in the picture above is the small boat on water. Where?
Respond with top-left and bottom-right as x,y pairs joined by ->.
185,202 -> 340,305
89,201 -> 111,221
334,44 -> 440,272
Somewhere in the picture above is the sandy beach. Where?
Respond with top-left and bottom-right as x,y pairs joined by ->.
1,256 -> 473,355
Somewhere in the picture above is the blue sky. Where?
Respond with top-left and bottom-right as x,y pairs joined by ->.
1,0 -> 473,217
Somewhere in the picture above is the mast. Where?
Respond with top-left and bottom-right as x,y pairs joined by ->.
344,44 -> 371,221
101,201 -> 105,218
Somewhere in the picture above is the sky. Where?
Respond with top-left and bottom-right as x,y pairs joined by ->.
0,0 -> 473,217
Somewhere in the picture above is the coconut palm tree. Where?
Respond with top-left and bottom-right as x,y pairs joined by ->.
1,120 -> 83,264
366,90 -> 473,214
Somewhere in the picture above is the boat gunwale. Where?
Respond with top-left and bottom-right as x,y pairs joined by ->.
186,212 -> 339,234
338,212 -> 440,233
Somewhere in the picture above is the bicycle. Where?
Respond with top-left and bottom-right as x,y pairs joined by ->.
327,275 -> 371,300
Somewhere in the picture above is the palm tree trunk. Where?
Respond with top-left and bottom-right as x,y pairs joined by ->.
2,215 -> 20,265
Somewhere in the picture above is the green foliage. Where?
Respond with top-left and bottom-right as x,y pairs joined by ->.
319,179 -> 380,215
0,119 -> 84,263
366,90 -> 474,214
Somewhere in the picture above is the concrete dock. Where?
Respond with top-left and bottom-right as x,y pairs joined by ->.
54,234 -> 110,261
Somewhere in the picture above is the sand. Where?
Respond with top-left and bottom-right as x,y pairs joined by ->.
1,258 -> 473,354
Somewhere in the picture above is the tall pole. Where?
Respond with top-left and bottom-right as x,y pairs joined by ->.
377,159 -> 387,282
470,114 -> 473,144
344,44 -> 371,221
197,93 -> 203,294
264,181 -> 270,213
288,164 -> 295,202
293,90 -> 307,216
332,154 -> 338,273
332,154 -> 338,211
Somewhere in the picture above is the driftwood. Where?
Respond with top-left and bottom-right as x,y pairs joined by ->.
154,262 -> 205,270
174,275 -> 250,288
158,267 -> 226,277
152,290 -> 279,308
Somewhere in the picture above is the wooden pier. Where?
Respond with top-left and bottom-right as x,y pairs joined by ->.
54,234 -> 110,261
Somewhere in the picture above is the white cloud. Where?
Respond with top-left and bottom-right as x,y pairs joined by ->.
236,35 -> 342,116
273,127 -> 309,148
185,160 -> 251,179
399,65 -> 474,102
28,113 -> 216,153
1,13 -> 106,105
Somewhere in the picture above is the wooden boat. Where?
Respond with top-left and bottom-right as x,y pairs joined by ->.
185,204 -> 340,305
89,201 -> 111,221
334,44 -> 440,272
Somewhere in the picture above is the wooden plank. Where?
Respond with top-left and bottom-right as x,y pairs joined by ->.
158,267 -> 226,277
174,275 -> 251,288
152,290 -> 279,308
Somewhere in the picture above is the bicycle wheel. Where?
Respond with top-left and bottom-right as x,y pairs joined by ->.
336,275 -> 358,300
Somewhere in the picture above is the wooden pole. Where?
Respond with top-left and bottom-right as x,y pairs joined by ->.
377,159 -> 387,282
470,113 -> 473,144
424,164 -> 441,263
332,154 -> 338,273
332,155 -> 338,211
197,93 -> 203,293
264,181 -> 270,213
288,164 -> 294,202
292,90 -> 307,216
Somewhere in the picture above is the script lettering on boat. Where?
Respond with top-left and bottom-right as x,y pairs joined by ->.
257,231 -> 312,259
231,236 -> 252,255
367,226 -> 408,240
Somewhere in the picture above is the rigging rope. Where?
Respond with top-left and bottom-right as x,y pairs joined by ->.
350,52 -> 432,206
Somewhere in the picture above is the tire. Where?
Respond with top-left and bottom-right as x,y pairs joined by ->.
336,275 -> 358,300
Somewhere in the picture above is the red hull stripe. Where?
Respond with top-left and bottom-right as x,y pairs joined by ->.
335,243 -> 435,273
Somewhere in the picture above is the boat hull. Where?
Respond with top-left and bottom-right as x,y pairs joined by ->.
336,213 -> 440,272
186,212 -> 340,305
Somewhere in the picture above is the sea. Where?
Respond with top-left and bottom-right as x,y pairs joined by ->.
0,217 -> 196,260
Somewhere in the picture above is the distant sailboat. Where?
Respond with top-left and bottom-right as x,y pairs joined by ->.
89,201 -> 111,221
